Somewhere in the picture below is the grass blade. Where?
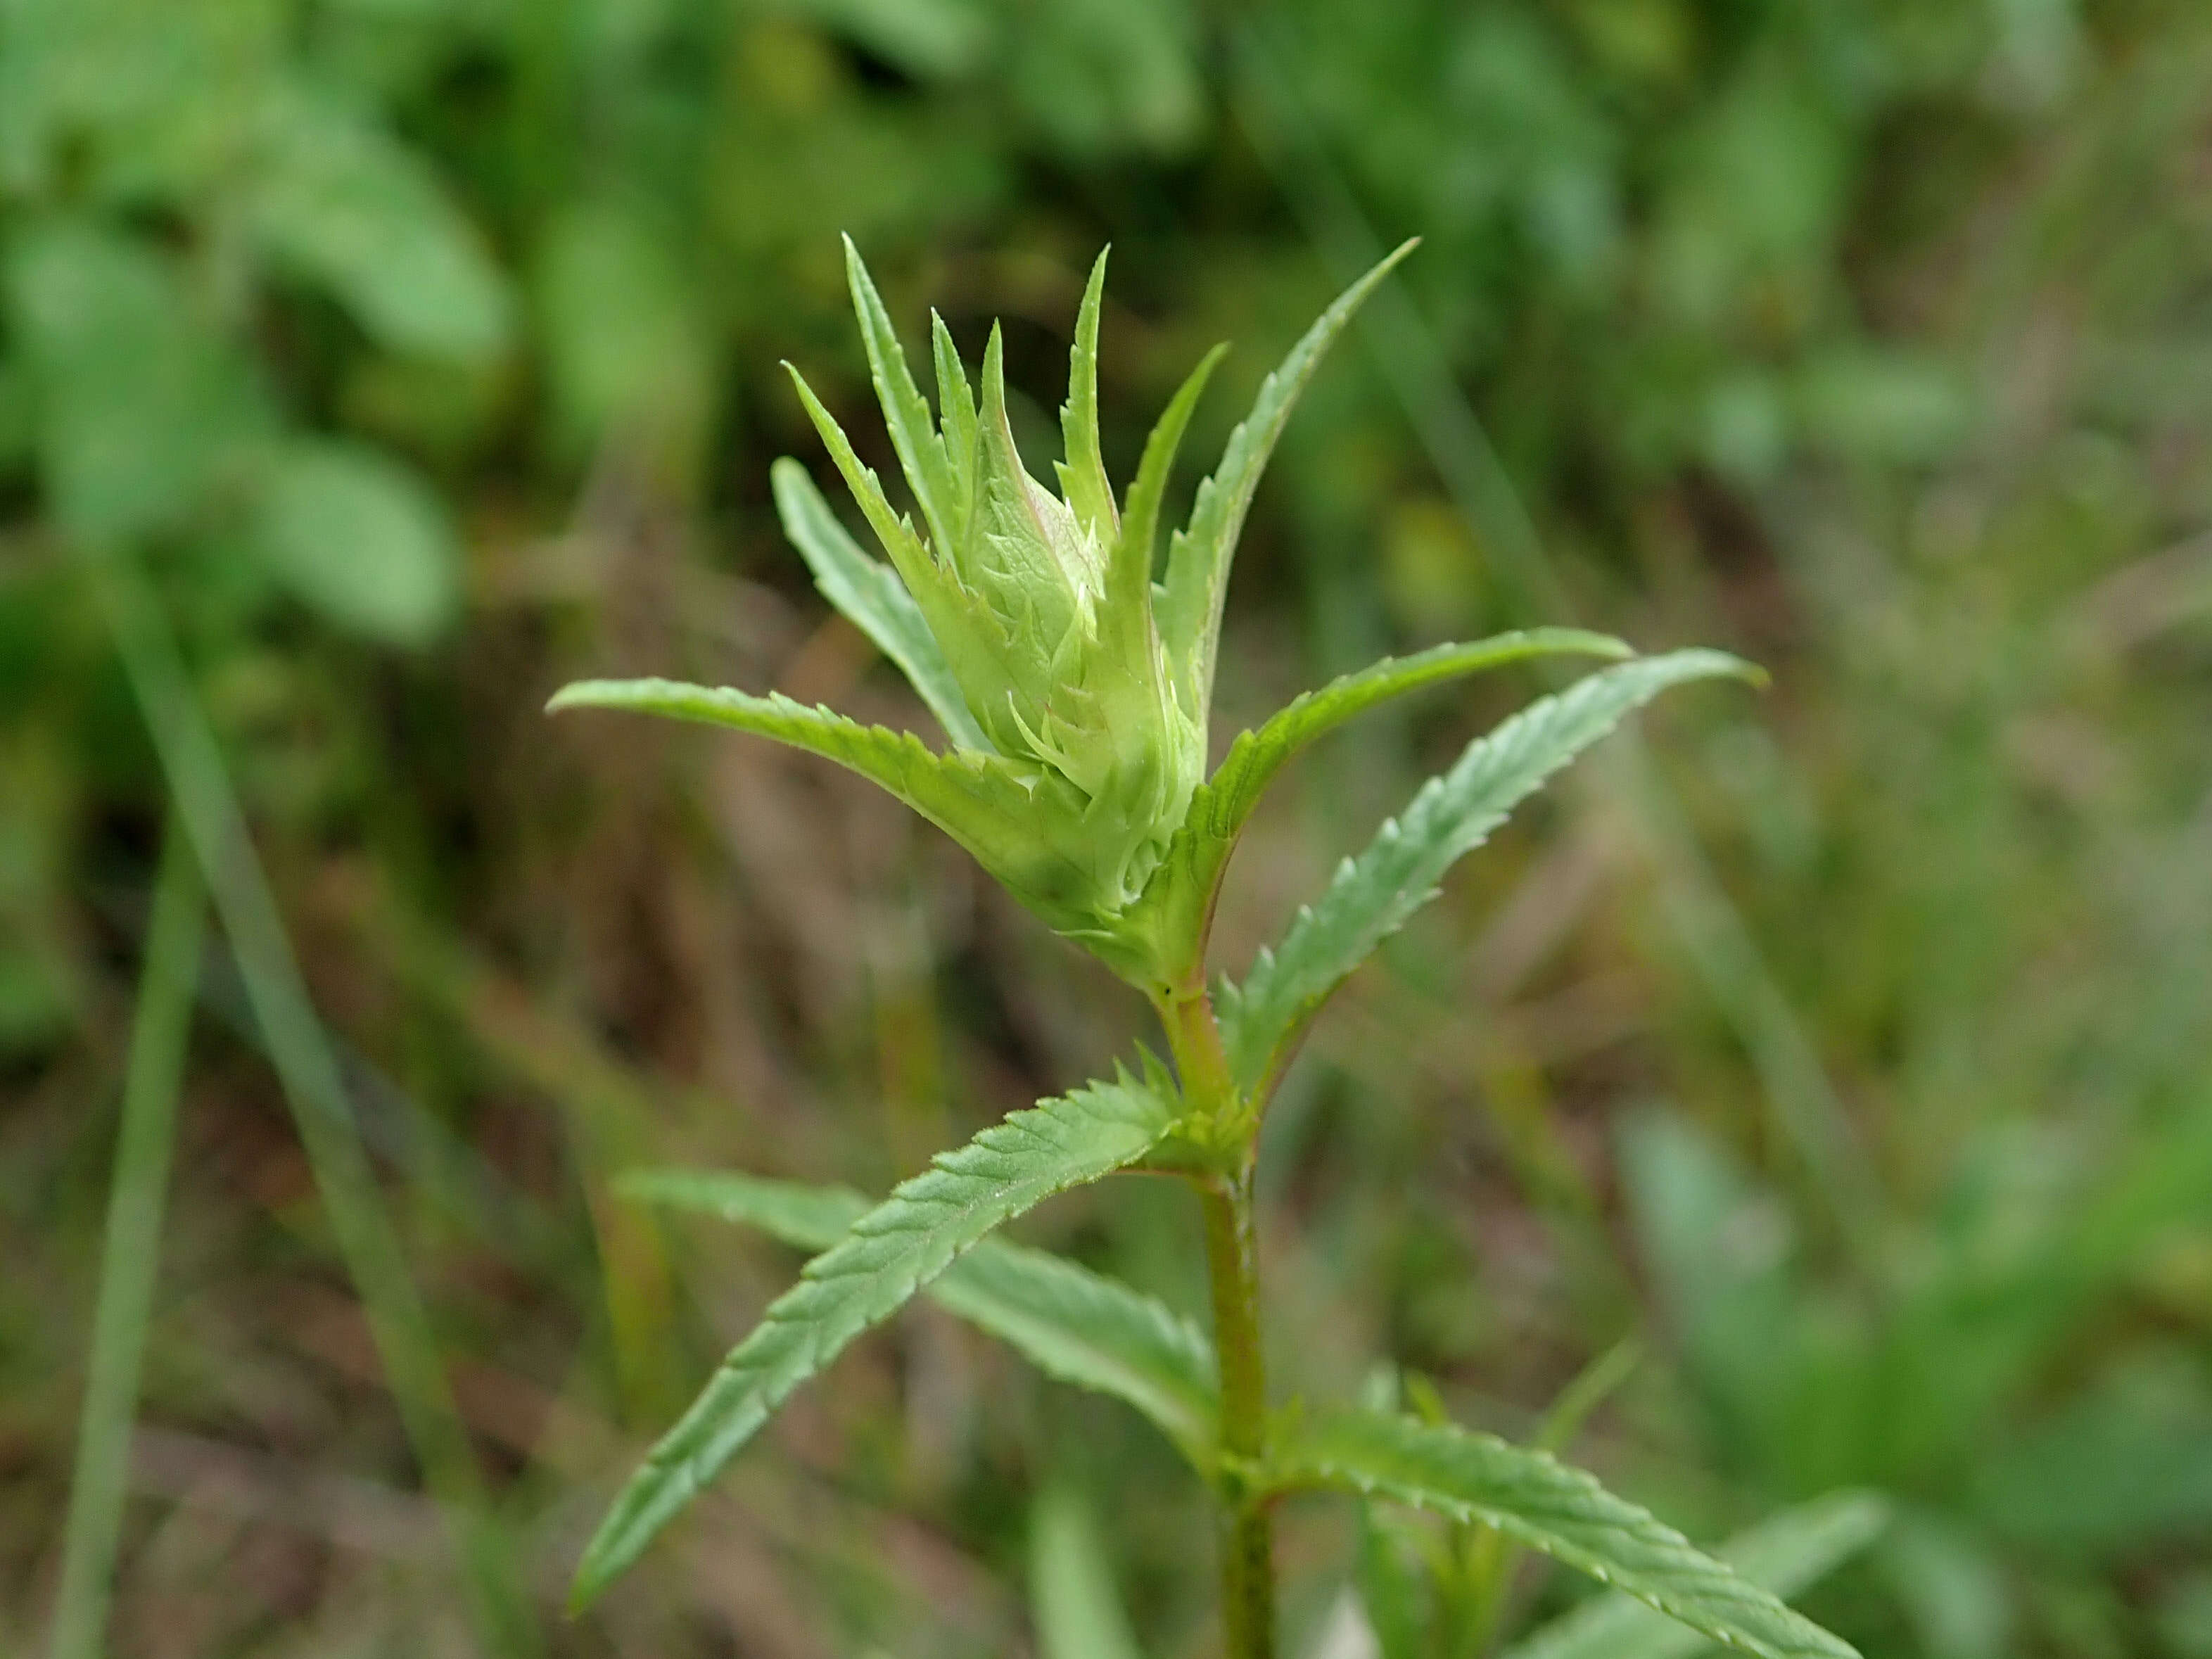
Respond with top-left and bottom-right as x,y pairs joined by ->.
49,822 -> 203,1659
1031,1484 -> 1146,1659
90,555 -> 536,1657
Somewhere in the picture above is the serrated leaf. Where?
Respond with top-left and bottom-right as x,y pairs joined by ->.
570,1077 -> 1181,1605
1057,248 -> 1119,547
844,236 -> 960,558
770,457 -> 990,751
546,675 -> 1086,905
1502,1492 -> 1889,1659
248,439 -> 458,647
1158,239 -> 1417,711
1269,1410 -> 1860,1659
1217,649 -> 1753,1093
1130,630 -> 1629,973
784,360 -> 940,603
621,1168 -> 1219,1466
6,218 -> 260,543
931,311 -> 979,508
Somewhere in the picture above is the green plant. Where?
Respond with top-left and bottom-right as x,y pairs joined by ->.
551,241 -> 1866,1658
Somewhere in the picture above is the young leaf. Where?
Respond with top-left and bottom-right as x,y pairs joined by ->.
843,235 -> 959,557
784,360 -> 939,600
1217,649 -> 1753,1093
621,1169 -> 1219,1466
570,1075 -> 1182,1606
545,677 -> 1086,909
1502,1492 -> 1890,1659
1130,630 -> 1629,971
1119,341 -> 1228,591
931,311 -> 979,510
770,456 -> 991,751
1157,239 -> 1418,710
1057,248 -> 1120,547
1267,1410 -> 1860,1659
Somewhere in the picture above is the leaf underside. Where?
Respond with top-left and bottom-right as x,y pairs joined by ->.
770,456 -> 989,751
1501,1490 -> 1889,1659
1216,648 -> 1753,1093
1270,1409 -> 1861,1659
1131,630 -> 1630,965
621,1169 -> 1220,1467
569,1075 -> 1180,1607
545,676 -> 1087,903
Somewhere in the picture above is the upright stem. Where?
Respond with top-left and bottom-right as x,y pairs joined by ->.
1161,985 -> 1275,1659
1202,1168 -> 1274,1659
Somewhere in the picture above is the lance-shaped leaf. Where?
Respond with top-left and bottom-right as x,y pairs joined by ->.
1268,1410 -> 1860,1659
1120,341 -> 1228,593
785,361 -> 939,602
1503,1491 -> 1889,1659
769,457 -> 990,751
1216,649 -> 1753,1093
1158,239 -> 1418,712
1128,630 -> 1629,977
569,1075 -> 1181,1606
932,312 -> 979,511
623,1169 -> 1219,1468
545,678 -> 1093,923
844,236 -> 959,558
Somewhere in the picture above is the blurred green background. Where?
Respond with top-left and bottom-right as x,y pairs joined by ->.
5,0 -> 2212,1653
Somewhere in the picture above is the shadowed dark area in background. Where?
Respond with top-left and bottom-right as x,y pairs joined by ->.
4,0 -> 2211,1654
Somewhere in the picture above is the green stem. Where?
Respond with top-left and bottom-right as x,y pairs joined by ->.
50,820 -> 203,1659
1161,984 -> 1274,1659
90,555 -> 537,1658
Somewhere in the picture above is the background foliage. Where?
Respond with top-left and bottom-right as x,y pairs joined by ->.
4,0 -> 2211,1653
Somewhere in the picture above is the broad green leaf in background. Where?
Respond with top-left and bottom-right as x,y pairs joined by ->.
251,92 -> 511,363
1268,1409 -> 1860,1659
1502,1490 -> 1890,1659
534,200 -> 708,449
789,0 -> 992,80
1217,649 -> 1754,1093
621,1168 -> 1219,1466
1031,1484 -> 1147,1659
571,1073 -> 1183,1607
770,457 -> 990,750
1010,0 -> 1207,158
246,439 -> 459,647
5,219 -> 259,544
1131,630 -> 1629,968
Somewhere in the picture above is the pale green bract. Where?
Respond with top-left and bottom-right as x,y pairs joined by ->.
552,236 -> 1428,991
